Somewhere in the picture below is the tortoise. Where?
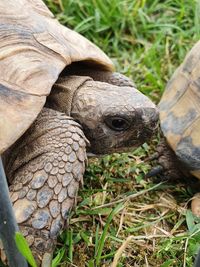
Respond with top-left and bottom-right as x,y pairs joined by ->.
0,0 -> 158,265
158,41 -> 200,216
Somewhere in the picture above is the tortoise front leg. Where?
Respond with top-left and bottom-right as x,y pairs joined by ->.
2,108 -> 87,266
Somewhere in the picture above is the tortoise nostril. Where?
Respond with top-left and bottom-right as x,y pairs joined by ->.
132,107 -> 158,135
151,111 -> 159,128
142,108 -> 159,129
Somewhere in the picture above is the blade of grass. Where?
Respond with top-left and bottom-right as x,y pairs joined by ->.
95,202 -> 124,265
52,247 -> 65,267
68,229 -> 73,262
94,223 -> 100,256
14,232 -> 37,267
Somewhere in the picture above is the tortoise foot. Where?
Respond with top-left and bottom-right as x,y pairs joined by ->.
157,141 -> 182,180
147,140 -> 183,181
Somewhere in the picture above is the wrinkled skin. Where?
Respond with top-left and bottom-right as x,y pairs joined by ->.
2,70 -> 158,266
50,69 -> 158,154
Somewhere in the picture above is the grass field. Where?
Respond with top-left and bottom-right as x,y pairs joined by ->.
1,1 -> 199,267
43,1 -> 200,266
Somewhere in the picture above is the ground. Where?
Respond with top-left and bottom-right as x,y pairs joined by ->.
3,1 -> 200,266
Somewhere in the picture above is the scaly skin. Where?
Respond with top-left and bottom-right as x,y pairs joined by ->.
2,72 -> 158,266
2,108 -> 87,265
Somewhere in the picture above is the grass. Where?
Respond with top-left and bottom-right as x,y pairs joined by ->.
43,0 -> 200,266
46,0 -> 199,101
1,0 -> 200,266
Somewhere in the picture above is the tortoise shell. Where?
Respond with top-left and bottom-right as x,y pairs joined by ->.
159,41 -> 200,179
0,0 -> 113,154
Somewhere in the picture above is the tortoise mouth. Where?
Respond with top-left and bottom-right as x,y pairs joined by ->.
85,130 -> 156,155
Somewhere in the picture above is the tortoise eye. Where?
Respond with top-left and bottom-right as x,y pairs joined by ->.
105,116 -> 131,131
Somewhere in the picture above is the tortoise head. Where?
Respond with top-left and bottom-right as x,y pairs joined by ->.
71,79 -> 158,154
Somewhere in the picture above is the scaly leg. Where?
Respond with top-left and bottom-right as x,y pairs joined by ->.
2,108 -> 87,266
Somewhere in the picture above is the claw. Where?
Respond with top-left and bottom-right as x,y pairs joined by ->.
145,165 -> 164,178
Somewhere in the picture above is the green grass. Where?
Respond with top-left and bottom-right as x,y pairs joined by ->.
43,0 -> 200,266
0,1 -> 199,267
46,0 -> 199,101
14,232 -> 37,267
